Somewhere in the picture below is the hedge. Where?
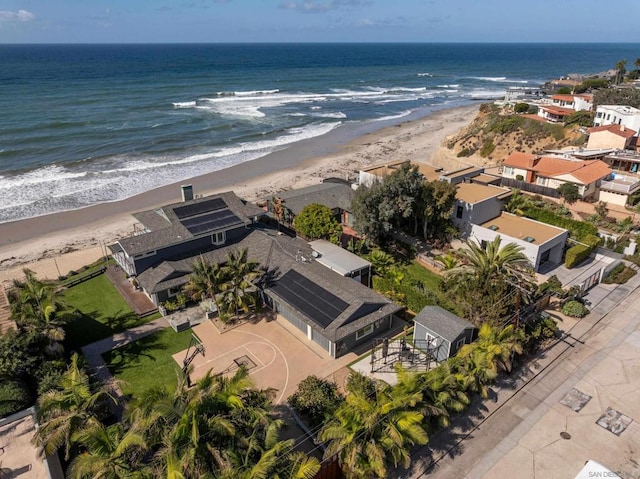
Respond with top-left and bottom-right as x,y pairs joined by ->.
0,378 -> 31,418
523,206 -> 598,241
373,276 -> 438,314
565,234 -> 600,268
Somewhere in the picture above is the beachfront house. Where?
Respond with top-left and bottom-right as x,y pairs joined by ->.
358,159 -> 443,187
501,151 -> 612,200
134,227 -> 401,358
537,104 -> 575,123
109,189 -> 263,277
594,105 -> 640,133
550,94 -> 593,112
111,188 -> 402,358
265,180 -> 356,227
413,306 -> 476,362
469,212 -> 569,272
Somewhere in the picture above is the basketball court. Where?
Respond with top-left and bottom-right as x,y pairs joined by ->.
172,314 -> 356,403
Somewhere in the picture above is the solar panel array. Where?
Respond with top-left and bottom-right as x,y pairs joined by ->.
270,269 -> 348,328
180,209 -> 244,236
173,197 -> 227,219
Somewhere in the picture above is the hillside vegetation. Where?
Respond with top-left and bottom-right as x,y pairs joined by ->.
445,103 -> 586,165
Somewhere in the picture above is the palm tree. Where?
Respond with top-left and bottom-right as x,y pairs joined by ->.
504,189 -> 530,216
455,323 -> 523,398
614,59 -> 627,84
221,248 -> 263,319
445,237 -> 535,324
67,422 -> 147,479
183,256 -> 227,315
35,353 -> 117,460
421,361 -> 471,426
367,249 -> 395,277
9,268 -> 69,355
435,253 -> 458,270
320,381 -> 429,479
393,365 -> 448,429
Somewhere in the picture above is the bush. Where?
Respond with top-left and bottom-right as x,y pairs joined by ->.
514,102 -> 530,113
288,376 -> 343,429
523,206 -> 598,240
515,174 -> 524,181
0,377 -> 32,418
479,139 -> 495,158
562,300 -> 589,318
525,314 -> 559,348
602,264 -> 637,284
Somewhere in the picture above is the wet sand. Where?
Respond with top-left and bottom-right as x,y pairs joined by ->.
0,104 -> 479,282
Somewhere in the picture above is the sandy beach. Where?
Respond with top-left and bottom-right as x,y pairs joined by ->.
0,104 -> 479,283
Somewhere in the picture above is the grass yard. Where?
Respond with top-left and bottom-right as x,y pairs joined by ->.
63,274 -> 157,350
103,328 -> 194,400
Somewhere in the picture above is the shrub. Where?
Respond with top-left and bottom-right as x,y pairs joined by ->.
0,377 -> 31,418
562,300 -> 589,318
515,174 -> 524,181
288,376 -> 343,428
514,102 -> 530,113
479,139 -> 495,158
523,206 -> 598,240
602,264 -> 637,284
457,148 -> 472,157
525,314 -> 559,349
527,105 -> 539,114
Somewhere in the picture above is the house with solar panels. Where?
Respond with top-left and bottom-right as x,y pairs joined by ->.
110,189 -> 264,280
111,187 -> 403,358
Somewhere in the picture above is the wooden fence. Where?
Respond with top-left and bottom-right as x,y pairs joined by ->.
500,177 -> 561,198
62,266 -> 107,288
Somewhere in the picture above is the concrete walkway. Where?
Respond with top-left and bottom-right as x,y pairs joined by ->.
396,267 -> 640,478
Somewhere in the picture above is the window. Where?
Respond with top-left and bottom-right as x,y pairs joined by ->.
503,166 -> 514,176
426,334 -> 438,347
212,231 -> 225,245
168,287 -> 181,298
456,338 -> 466,350
355,323 -> 375,340
456,206 -> 464,219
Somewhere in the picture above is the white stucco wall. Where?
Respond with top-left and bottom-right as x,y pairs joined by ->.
469,227 -> 568,272
598,189 -> 628,206
594,105 -> 640,132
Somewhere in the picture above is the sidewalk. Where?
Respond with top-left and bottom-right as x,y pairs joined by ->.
394,269 -> 640,478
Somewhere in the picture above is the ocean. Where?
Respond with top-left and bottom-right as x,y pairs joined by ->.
1,43 -> 638,224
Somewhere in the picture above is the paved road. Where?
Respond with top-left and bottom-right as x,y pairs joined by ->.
396,270 -> 640,479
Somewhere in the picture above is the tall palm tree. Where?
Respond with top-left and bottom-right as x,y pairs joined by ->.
504,189 -> 530,216
320,382 -> 429,479
615,59 -> 627,84
67,422 -> 147,479
221,248 -> 263,319
421,361 -> 471,426
445,237 -> 535,324
35,353 -> 117,460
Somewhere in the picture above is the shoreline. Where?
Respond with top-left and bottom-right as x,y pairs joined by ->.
0,103 -> 480,282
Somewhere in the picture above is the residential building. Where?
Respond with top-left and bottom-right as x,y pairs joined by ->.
413,306 -> 476,362
587,124 -> 637,150
501,152 -> 612,200
134,226 -> 402,358
451,182 -> 512,236
358,160 -> 443,186
110,190 -> 263,277
308,239 -> 371,286
593,105 -> 640,132
470,212 -> 569,272
265,180 -> 356,226
0,408 -> 64,479
550,93 -> 593,111
537,104 -> 575,123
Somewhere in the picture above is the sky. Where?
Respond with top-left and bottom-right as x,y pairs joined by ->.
1,0 -> 639,44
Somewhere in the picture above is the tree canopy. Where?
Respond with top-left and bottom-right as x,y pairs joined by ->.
557,182 -> 580,204
292,203 -> 342,241
351,163 -> 456,244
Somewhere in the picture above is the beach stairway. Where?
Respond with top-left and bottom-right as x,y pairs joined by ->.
0,283 -> 17,333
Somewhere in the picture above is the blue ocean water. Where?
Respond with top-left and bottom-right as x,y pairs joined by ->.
1,43 -> 638,223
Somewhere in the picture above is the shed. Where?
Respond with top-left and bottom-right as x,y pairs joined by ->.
413,306 -> 476,362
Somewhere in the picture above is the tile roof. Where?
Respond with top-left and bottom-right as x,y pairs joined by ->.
587,124 -> 637,139
504,152 -> 612,185
414,306 -> 475,342
552,94 -> 576,102
540,105 -> 575,116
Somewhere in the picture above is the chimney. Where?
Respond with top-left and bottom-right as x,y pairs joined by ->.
621,125 -> 626,132
181,184 -> 194,202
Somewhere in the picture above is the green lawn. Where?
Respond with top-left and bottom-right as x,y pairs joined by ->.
102,328 -> 195,400
63,274 -> 158,350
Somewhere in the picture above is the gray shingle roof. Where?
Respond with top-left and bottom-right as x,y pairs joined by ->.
413,306 -> 476,342
136,225 -> 402,341
268,182 -> 355,216
117,191 -> 262,256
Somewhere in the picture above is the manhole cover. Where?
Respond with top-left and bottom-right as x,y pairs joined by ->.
560,432 -> 572,440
